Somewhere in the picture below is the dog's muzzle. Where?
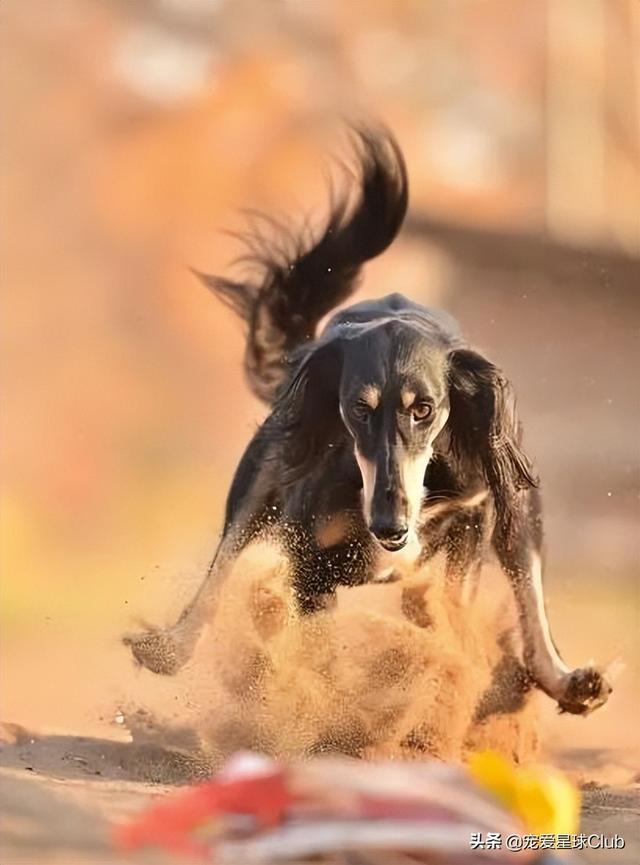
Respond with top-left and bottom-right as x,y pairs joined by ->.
370,522 -> 409,552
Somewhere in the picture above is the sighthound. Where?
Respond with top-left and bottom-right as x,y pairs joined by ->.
126,127 -> 611,717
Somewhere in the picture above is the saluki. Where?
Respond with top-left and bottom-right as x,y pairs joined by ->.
125,126 -> 610,716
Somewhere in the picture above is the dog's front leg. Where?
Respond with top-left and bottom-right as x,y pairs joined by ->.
494,506 -> 611,715
509,553 -> 611,714
123,525 -> 250,675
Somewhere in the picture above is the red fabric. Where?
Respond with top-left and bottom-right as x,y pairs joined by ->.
113,769 -> 291,858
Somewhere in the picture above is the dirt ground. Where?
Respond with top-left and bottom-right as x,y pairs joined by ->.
2,544 -> 639,864
1,727 -> 638,865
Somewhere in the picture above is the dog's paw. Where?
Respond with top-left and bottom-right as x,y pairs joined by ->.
556,666 -> 612,716
122,629 -> 188,675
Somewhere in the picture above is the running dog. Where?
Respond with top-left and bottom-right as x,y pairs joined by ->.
125,127 -> 611,716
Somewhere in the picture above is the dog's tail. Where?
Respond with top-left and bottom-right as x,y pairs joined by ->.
196,126 -> 408,403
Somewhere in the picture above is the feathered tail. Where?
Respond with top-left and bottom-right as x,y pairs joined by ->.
196,126 -> 409,403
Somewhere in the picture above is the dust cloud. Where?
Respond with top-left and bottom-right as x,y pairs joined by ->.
121,540 -> 539,781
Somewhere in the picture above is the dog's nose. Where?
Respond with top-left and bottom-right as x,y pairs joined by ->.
370,522 -> 409,550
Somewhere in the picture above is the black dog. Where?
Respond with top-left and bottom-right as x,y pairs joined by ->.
126,127 -> 610,716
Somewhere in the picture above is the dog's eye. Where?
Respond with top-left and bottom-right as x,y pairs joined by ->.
411,402 -> 433,422
352,403 -> 372,423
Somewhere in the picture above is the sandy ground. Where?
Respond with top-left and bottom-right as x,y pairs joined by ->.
1,726 -> 638,865
2,544 -> 639,864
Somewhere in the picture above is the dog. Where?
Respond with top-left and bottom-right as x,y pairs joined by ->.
126,127 -> 611,716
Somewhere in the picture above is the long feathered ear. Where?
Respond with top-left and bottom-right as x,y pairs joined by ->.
447,349 -> 538,534
274,338 -> 345,483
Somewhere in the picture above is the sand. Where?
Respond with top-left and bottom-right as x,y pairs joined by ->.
2,541 -> 638,863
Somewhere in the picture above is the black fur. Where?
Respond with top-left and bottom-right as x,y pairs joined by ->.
197,128 -> 408,403
447,349 -> 538,542
196,127 -> 542,611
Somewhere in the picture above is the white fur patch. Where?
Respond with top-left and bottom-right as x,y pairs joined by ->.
516,553 -> 570,696
354,447 -> 376,523
400,448 -> 431,527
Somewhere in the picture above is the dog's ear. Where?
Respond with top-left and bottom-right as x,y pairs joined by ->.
275,338 -> 344,481
447,349 -> 538,533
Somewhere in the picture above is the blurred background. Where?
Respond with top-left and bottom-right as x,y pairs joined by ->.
1,0 -> 638,761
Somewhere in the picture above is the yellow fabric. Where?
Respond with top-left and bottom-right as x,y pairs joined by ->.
469,751 -> 581,836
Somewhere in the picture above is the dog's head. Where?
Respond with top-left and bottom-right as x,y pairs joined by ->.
278,302 -> 537,550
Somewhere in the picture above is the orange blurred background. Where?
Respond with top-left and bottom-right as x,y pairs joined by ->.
1,1 -> 638,762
